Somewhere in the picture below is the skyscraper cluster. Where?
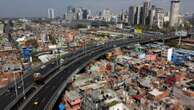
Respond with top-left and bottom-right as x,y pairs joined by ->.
65,6 -> 91,21
128,0 -> 168,29
102,9 -> 113,22
128,0 -> 181,29
47,0 -> 182,29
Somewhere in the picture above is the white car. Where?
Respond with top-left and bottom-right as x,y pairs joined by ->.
40,65 -> 46,69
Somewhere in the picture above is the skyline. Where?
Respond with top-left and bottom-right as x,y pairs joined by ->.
0,0 -> 194,18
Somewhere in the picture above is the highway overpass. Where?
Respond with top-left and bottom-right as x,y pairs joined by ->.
3,35 -> 189,110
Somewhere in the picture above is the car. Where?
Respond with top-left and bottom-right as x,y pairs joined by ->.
40,65 -> 46,69
33,98 -> 39,105
60,59 -> 64,64
33,101 -> 39,105
17,85 -> 21,89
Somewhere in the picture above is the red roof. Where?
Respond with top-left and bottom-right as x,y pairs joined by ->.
132,95 -> 142,100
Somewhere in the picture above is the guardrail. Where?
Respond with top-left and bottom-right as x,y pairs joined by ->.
44,38 -> 145,109
8,35 -> 188,110
44,35 -> 189,110
4,86 -> 36,110
1,41 -> 106,108
18,45 -> 107,110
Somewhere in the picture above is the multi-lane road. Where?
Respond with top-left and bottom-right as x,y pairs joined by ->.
22,35 -> 176,110
0,57 -> 59,109
1,35 -> 189,110
21,38 -> 140,110
0,42 -> 108,110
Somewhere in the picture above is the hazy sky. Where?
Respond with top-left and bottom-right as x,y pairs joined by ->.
0,0 -> 193,17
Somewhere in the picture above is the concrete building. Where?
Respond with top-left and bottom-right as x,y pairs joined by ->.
154,8 -> 165,29
102,9 -> 112,22
169,0 -> 181,27
164,12 -> 170,23
135,6 -> 142,25
142,0 -> 151,26
0,21 -> 4,34
128,6 -> 136,25
193,13 -> 194,19
119,10 -> 128,23
149,5 -> 156,27
48,8 -> 55,19
128,6 -> 143,25
64,90 -> 82,110
75,8 -> 91,20
82,8 -> 90,20
65,6 -> 77,21
77,8 -> 83,20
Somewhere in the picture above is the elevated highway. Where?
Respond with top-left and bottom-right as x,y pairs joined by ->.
20,35 -> 188,110
2,35 -> 189,110
1,41 -> 110,110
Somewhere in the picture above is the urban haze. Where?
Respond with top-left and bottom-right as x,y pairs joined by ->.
0,0 -> 193,17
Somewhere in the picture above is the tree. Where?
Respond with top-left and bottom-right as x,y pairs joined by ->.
49,34 -> 56,44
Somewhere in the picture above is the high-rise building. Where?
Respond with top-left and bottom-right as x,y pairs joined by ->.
134,6 -> 142,25
65,6 -> 77,21
82,9 -> 89,20
128,6 -> 136,25
128,6 -> 143,25
65,6 -> 91,21
169,0 -> 180,27
77,8 -> 83,20
164,12 -> 170,23
48,8 -> 55,19
153,8 -> 165,29
149,5 -> 156,27
143,0 -> 151,26
0,21 -> 4,34
102,9 -> 112,22
119,10 -> 128,23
